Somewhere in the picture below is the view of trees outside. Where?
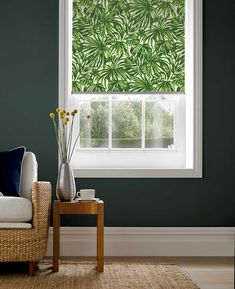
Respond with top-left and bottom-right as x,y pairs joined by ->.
80,101 -> 109,147
112,101 -> 142,148
79,99 -> 174,148
145,102 -> 173,148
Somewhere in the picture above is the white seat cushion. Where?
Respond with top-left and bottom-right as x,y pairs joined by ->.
0,197 -> 32,222
0,222 -> 32,228
19,152 -> 38,200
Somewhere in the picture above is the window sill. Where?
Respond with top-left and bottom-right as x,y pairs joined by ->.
73,168 -> 202,178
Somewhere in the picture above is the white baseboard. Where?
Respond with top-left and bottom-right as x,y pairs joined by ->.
46,227 -> 235,257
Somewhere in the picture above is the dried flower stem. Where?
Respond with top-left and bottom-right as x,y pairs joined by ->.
50,108 -> 79,164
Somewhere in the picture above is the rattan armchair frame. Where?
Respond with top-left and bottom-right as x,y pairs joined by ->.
0,182 -> 51,276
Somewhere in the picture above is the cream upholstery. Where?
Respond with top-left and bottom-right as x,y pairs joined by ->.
0,196 -> 32,222
0,222 -> 32,228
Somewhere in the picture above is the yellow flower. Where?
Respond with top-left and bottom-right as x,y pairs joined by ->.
63,109 -> 66,114
60,111 -> 64,117
66,112 -> 69,116
56,108 -> 60,113
74,109 -> 78,114
66,117 -> 69,122
63,121 -> 67,126
71,111 -> 75,117
49,113 -> 55,119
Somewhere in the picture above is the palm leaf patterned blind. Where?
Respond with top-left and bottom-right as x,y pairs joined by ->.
72,0 -> 185,92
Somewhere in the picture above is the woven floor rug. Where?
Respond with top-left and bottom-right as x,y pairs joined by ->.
0,261 -> 200,289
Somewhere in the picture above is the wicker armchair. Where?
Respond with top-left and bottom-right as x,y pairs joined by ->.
0,151 -> 51,276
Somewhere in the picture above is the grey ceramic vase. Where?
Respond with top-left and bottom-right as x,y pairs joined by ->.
56,162 -> 76,201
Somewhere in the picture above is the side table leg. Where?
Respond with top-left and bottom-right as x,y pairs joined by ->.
97,203 -> 104,272
53,201 -> 60,272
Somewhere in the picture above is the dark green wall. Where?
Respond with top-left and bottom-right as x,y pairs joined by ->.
0,0 -> 234,227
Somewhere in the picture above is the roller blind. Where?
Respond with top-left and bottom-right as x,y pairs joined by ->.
72,0 -> 185,93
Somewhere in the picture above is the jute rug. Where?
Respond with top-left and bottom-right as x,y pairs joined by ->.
0,261 -> 200,289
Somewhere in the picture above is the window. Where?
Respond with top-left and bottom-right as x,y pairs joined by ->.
59,0 -> 202,178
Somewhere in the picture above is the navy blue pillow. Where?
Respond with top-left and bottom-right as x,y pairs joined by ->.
0,147 -> 25,196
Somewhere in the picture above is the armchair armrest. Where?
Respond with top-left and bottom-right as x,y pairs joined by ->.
31,182 -> 51,230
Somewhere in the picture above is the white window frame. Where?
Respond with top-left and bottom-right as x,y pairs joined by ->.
59,0 -> 202,178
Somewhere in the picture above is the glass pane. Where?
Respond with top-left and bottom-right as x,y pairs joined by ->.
80,101 -> 109,148
112,101 -> 141,148
145,101 -> 174,148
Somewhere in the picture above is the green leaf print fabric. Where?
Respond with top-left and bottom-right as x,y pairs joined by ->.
72,0 -> 184,92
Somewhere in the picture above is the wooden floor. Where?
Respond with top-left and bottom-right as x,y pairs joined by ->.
61,257 -> 234,289
154,257 -> 234,289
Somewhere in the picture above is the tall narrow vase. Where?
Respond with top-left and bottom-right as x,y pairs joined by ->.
56,162 -> 76,201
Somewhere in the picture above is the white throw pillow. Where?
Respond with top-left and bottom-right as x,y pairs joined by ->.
19,152 -> 38,200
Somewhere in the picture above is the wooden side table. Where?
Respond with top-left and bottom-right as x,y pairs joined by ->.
53,200 -> 104,272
